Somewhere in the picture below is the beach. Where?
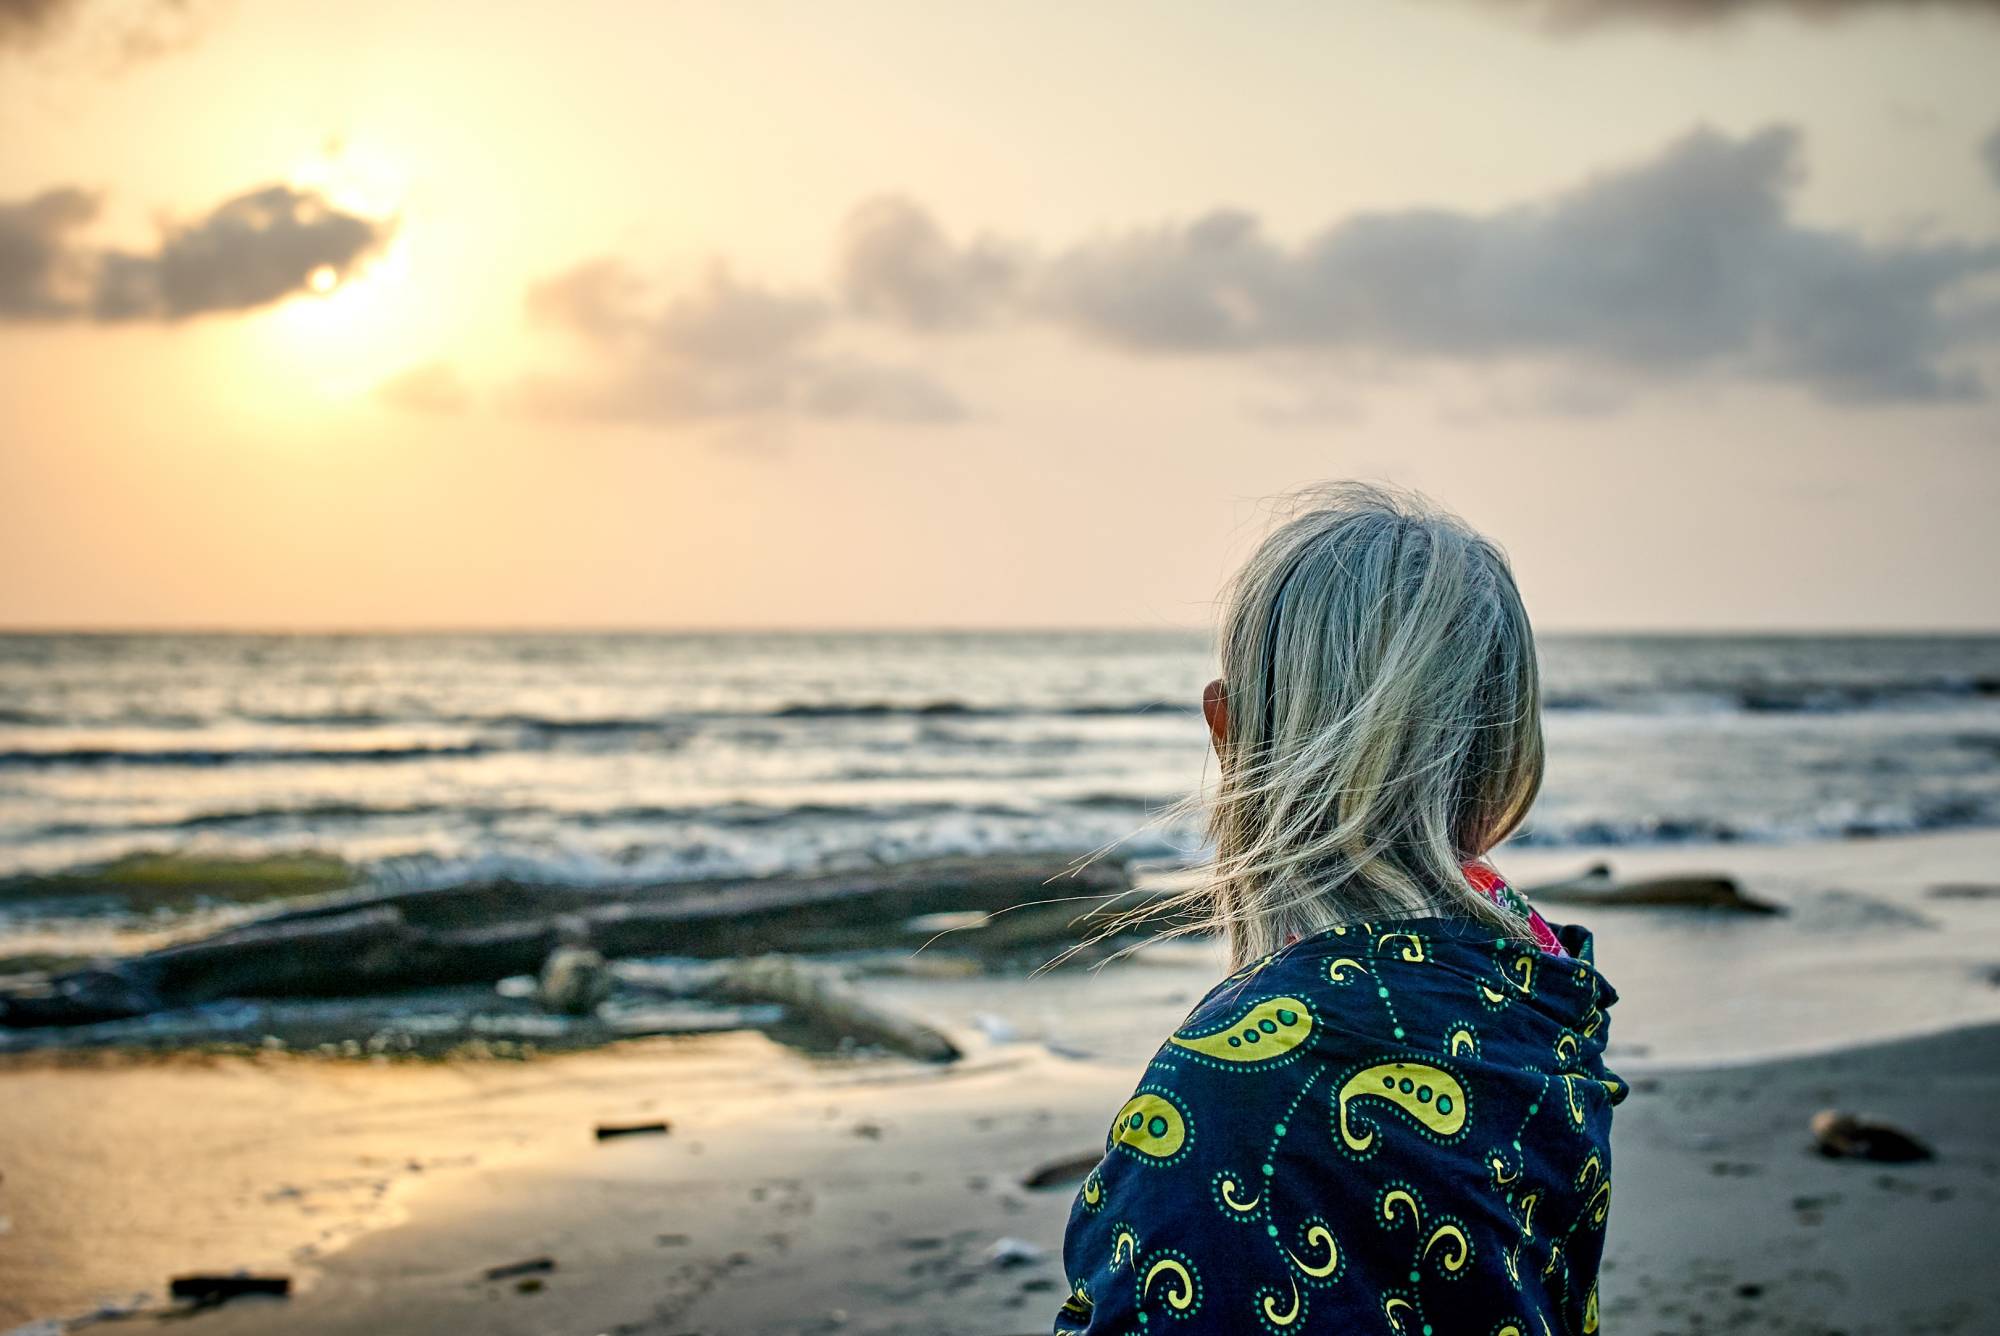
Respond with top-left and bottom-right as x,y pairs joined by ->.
6,826 -> 2000,1335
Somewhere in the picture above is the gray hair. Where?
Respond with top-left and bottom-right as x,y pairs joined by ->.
1124,483 -> 1546,968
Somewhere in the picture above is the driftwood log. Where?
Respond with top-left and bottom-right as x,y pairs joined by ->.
616,956 -> 961,1062
0,855 -> 1135,1029
1523,864 -> 1783,914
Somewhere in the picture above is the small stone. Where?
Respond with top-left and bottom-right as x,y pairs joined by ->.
1809,1109 -> 1934,1163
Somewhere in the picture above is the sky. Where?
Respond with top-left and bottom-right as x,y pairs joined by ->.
2,0 -> 1998,632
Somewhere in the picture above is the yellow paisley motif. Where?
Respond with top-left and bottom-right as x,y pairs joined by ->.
1519,1190 -> 1540,1238
1381,1188 -> 1421,1229
1142,1257 -> 1196,1311
1112,1228 -> 1138,1270
1108,1092 -> 1188,1160
1169,996 -> 1313,1063
1555,1031 -> 1580,1063
1219,1177 -> 1261,1213
1289,1224 -> 1341,1278
1056,1284 -> 1093,1332
1583,1283 -> 1600,1333
1511,954 -> 1535,992
1263,1278 -> 1303,1327
1424,1222 -> 1470,1272
1327,957 -> 1369,983
1449,1027 -> 1478,1056
1376,932 -> 1426,962
1562,1074 -> 1588,1125
1383,1295 -> 1418,1333
1490,1154 -> 1520,1186
1575,1150 -> 1603,1193
1338,1062 -> 1468,1151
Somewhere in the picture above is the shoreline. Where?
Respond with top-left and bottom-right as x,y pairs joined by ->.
4,824 -> 2000,1332
8,1020 -> 1993,1335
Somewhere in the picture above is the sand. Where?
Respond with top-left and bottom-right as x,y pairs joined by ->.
5,826 -> 2000,1334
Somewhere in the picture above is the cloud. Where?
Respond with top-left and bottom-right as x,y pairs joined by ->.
1460,0 -> 2000,31
1983,123 -> 2000,189
376,360 -> 470,415
0,187 -> 98,317
0,0 -> 80,49
837,196 -> 1019,330
2,0 -> 224,67
515,260 -> 964,427
0,181 -> 392,322
1030,125 -> 2000,403
499,120 -> 2000,426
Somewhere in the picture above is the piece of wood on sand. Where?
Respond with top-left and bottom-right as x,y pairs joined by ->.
615,955 -> 962,1063
0,855 -> 1134,1030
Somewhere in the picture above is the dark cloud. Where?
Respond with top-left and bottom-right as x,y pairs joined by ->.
494,120 -> 2000,426
2,0 -> 222,65
837,196 -> 1019,330
516,260 -> 963,427
1464,0 -> 2000,31
0,0 -> 78,49
0,181 -> 391,322
1031,125 -> 2000,403
0,187 -> 99,317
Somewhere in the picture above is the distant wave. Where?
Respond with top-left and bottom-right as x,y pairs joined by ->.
125,701 -> 1193,729
0,741 -> 497,770
23,796 -> 1027,841
769,700 -> 1192,720
1545,677 -> 2000,715
7,684 -> 1992,734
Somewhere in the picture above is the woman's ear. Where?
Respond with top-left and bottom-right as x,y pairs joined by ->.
1201,678 -> 1228,752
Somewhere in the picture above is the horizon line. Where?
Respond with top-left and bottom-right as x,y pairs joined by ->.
1,623 -> 1997,638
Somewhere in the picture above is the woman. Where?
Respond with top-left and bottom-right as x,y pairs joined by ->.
1055,483 -> 1623,1335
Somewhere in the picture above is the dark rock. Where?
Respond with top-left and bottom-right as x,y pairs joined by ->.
595,1121 -> 670,1141
170,1274 -> 291,1306
484,1257 -> 556,1281
538,945 -> 612,1016
1810,1109 -> 1935,1163
1021,1151 -> 1102,1190
1928,883 -> 2000,900
1528,869 -> 1782,914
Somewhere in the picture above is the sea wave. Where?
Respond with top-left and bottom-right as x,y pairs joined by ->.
1544,677 -> 2000,714
0,741 -> 497,769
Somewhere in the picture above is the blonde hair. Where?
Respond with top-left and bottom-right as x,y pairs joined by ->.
1138,483 -> 1546,968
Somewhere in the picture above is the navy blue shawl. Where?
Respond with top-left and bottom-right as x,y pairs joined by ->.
1055,915 -> 1624,1335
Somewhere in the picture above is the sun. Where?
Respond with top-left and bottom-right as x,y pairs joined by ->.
308,264 -> 339,295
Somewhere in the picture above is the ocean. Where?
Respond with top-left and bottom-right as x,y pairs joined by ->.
2,631 -> 1998,942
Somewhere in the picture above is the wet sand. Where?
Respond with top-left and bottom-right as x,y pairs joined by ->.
7,1021 -> 1993,1336
6,826 -> 2000,1334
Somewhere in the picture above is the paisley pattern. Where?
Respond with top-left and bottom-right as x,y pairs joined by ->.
1107,1088 -> 1193,1165
1056,907 -> 1623,1335
1169,995 -> 1316,1067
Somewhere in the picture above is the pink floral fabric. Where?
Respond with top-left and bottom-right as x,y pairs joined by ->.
1277,861 -> 1569,957
1463,859 -> 1569,958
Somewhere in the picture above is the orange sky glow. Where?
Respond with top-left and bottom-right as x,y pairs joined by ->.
3,0 -> 1998,630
